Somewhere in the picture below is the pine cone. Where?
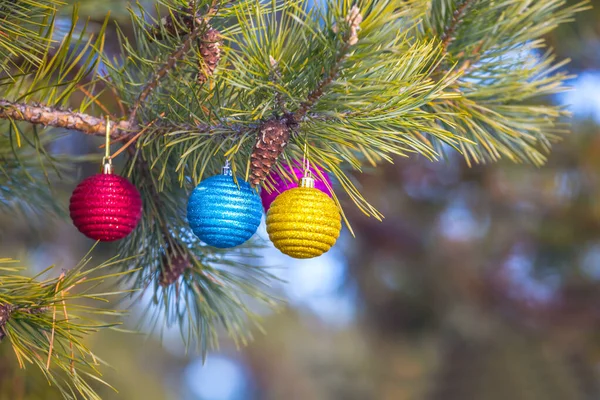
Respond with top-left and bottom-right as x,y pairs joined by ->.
197,28 -> 222,84
159,249 -> 190,287
250,120 -> 290,187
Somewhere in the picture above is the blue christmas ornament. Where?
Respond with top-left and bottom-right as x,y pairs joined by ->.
187,165 -> 262,248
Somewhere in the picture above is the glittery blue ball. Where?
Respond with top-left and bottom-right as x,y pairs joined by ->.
187,174 -> 262,248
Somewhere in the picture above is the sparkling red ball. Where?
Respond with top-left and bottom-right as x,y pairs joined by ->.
69,173 -> 143,241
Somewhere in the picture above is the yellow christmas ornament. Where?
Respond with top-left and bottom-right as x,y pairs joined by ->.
266,173 -> 341,259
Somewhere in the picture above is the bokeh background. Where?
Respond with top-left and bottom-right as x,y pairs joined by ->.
2,1 -> 600,399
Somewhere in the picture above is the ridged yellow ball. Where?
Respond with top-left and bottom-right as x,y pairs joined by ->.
266,187 -> 342,259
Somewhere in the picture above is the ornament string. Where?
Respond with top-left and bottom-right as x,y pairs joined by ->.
301,140 -> 315,188
302,140 -> 312,179
102,116 -> 112,174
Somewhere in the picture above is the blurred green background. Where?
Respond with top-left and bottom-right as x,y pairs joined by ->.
2,1 -> 600,399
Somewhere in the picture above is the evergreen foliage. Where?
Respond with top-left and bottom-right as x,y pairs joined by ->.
0,0 -> 588,396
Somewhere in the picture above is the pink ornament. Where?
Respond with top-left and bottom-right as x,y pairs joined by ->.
261,161 -> 333,211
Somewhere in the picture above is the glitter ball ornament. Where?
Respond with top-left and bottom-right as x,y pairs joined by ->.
69,164 -> 143,242
261,161 -> 332,212
266,175 -> 341,259
187,166 -> 262,248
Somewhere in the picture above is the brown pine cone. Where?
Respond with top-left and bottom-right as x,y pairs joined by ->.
250,119 -> 290,187
197,28 -> 222,84
159,249 -> 190,287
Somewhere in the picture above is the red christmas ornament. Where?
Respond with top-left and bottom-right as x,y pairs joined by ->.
69,171 -> 142,242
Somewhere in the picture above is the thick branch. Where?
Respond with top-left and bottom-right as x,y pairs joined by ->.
0,99 -> 250,142
0,100 -> 131,138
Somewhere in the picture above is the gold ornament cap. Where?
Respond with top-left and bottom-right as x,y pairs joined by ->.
300,176 -> 315,188
299,169 -> 315,188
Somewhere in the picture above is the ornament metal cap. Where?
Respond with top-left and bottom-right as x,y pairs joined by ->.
222,160 -> 233,176
102,160 -> 113,174
300,173 -> 315,188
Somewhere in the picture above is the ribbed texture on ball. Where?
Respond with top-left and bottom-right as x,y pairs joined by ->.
187,174 -> 262,248
260,162 -> 332,212
266,187 -> 341,259
69,174 -> 142,242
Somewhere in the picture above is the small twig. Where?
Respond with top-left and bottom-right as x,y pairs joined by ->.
108,84 -> 127,117
46,272 -> 65,369
19,306 -> 51,314
59,292 -> 75,374
111,114 -> 163,159
269,55 -> 287,113
77,85 -> 115,118
433,0 -> 479,79
293,43 -> 350,122
0,303 -> 12,342
203,271 -> 225,286
63,278 -> 86,295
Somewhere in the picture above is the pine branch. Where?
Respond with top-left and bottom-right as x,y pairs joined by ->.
128,0 -> 221,125
432,0 -> 479,78
293,6 -> 362,122
292,45 -> 348,122
0,99 -> 247,142
0,304 -> 49,341
422,0 -> 586,165
0,257 -> 133,399
0,100 -> 131,138
439,0 -> 477,55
